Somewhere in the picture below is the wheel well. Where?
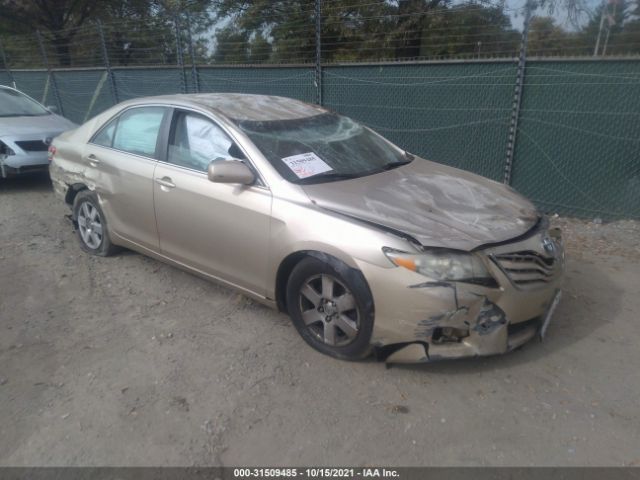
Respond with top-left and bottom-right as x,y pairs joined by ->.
65,183 -> 88,207
275,250 -> 370,313
275,251 -> 310,312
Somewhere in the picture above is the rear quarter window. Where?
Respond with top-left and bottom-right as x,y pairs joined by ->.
92,119 -> 117,148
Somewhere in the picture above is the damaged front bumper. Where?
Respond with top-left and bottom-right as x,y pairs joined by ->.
357,226 -> 565,364
382,290 -> 561,363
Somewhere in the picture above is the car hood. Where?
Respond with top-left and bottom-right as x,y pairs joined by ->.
301,158 -> 539,251
0,114 -> 77,138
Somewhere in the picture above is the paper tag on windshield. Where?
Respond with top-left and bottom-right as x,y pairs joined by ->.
281,152 -> 332,179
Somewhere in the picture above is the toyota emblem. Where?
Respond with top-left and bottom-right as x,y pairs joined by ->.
542,236 -> 555,255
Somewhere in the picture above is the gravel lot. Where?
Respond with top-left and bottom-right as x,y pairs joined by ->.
1,173 -> 639,467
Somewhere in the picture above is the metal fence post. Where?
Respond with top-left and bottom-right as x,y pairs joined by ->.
0,38 -> 16,88
185,13 -> 200,93
97,20 -> 119,104
594,0 -> 608,56
314,0 -> 323,105
36,30 -> 64,116
503,0 -> 533,185
174,16 -> 188,94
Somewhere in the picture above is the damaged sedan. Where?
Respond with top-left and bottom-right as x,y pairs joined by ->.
49,93 -> 564,363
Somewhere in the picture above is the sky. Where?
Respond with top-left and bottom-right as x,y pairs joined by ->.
506,0 -> 604,31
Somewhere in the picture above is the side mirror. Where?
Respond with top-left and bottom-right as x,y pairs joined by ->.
207,159 -> 255,185
47,105 -> 58,113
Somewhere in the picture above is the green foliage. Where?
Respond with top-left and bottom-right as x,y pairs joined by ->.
528,16 -> 576,55
0,0 -> 97,34
584,0 -> 640,56
210,0 -> 521,62
3,0 -> 640,68
0,0 -> 212,67
206,0 -> 640,63
416,4 -> 521,58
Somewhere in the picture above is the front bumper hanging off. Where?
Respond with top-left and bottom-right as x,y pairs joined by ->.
382,289 -> 562,364
358,225 -> 565,364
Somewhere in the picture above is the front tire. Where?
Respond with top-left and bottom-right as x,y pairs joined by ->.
286,256 -> 374,360
72,190 -> 117,256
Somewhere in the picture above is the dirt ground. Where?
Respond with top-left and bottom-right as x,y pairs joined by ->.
1,173 -> 639,467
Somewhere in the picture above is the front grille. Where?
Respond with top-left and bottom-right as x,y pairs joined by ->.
493,250 -> 556,287
15,140 -> 48,152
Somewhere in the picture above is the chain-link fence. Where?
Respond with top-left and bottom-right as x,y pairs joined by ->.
1,0 -> 639,219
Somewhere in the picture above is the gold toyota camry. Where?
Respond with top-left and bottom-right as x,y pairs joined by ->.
49,93 -> 564,363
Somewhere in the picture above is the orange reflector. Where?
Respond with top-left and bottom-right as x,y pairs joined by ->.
393,257 -> 417,271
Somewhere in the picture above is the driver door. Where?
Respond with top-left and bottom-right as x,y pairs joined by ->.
153,109 -> 272,297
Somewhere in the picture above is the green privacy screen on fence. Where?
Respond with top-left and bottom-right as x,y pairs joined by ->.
512,60 -> 640,219
2,60 -> 639,219
323,62 -> 516,184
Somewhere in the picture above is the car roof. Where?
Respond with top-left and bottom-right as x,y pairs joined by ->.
127,93 -> 327,122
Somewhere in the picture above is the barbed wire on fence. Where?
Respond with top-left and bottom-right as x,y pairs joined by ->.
1,0 -> 639,71
0,0 -> 639,220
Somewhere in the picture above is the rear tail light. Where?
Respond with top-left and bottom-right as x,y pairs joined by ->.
48,145 -> 57,161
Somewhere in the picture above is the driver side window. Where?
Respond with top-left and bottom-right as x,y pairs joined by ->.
168,111 -> 244,172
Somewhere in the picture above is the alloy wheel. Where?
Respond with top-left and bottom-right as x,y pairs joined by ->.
298,274 -> 360,347
77,201 -> 103,250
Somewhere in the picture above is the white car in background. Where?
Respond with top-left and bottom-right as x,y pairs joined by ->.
0,85 -> 76,178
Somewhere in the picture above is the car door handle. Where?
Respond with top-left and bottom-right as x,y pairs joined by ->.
87,154 -> 100,166
155,177 -> 176,189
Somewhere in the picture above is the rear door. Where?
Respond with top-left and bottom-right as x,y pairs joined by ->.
153,109 -> 272,296
85,106 -> 170,251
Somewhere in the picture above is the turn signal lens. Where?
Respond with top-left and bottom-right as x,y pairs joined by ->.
392,256 -> 417,271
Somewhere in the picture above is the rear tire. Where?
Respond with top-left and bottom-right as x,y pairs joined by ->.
286,256 -> 374,360
72,190 -> 118,256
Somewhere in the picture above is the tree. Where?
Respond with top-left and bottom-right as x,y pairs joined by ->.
248,33 -> 272,63
575,0 -> 632,55
527,16 -> 575,56
392,0 -> 449,59
0,0 -> 98,66
0,0 -> 213,67
417,4 -> 520,58
100,0 -> 212,65
211,0 -> 313,63
213,25 -> 251,63
310,0 -> 393,62
209,0 -> 521,63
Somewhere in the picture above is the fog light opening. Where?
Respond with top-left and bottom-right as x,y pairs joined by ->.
432,326 -> 469,343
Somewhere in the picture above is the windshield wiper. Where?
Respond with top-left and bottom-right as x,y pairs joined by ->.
298,171 -> 361,184
379,160 -> 412,171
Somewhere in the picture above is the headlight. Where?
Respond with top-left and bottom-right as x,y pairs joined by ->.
0,141 -> 15,156
383,247 -> 496,286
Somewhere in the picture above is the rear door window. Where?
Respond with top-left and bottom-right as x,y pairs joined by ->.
113,107 -> 166,158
